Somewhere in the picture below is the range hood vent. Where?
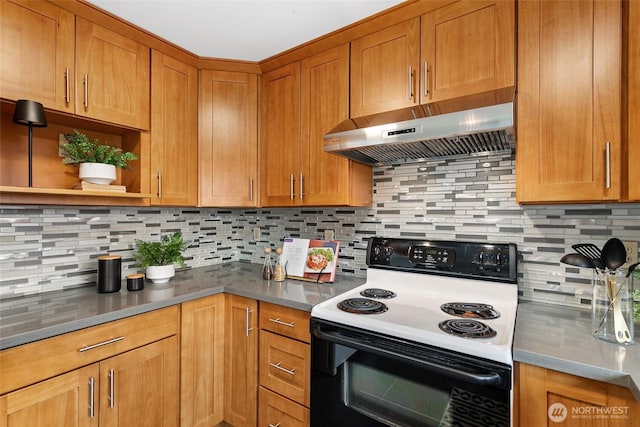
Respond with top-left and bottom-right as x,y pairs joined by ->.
324,103 -> 515,166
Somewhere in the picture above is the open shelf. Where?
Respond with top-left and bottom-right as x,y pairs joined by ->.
0,186 -> 152,206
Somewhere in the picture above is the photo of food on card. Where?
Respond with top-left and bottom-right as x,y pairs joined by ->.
305,247 -> 335,273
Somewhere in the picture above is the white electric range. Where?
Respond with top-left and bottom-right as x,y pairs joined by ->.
310,237 -> 519,427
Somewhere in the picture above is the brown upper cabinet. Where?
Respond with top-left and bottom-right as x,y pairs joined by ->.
199,70 -> 258,207
261,45 -> 372,207
349,0 -> 515,121
0,0 -> 75,113
150,50 -> 198,206
0,0 -> 150,130
516,0 -> 622,203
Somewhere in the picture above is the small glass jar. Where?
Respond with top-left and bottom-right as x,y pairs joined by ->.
262,247 -> 274,280
592,269 -> 634,345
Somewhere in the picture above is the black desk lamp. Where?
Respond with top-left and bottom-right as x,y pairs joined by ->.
13,99 -> 48,187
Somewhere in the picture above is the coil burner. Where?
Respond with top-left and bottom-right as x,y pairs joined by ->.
337,298 -> 388,314
438,319 -> 497,339
440,302 -> 500,320
359,288 -> 397,299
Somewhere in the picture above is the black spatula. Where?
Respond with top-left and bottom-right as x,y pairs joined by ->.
572,243 -> 604,270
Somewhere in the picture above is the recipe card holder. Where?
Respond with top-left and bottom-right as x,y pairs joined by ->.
279,238 -> 340,284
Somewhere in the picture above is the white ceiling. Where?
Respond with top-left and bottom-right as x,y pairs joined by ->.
86,0 -> 405,62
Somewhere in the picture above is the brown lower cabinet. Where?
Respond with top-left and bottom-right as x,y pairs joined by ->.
180,294 -> 225,426
0,307 -> 179,427
258,302 -> 311,427
259,386 -> 309,427
516,362 -> 640,427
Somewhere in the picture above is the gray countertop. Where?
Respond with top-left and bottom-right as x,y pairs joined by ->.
0,262 -> 364,350
2,264 -> 639,402
514,301 -> 640,401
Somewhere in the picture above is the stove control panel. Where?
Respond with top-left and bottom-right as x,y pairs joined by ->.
408,245 -> 455,268
367,237 -> 517,283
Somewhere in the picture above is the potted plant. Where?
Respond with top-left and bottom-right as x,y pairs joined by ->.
132,232 -> 189,284
60,129 -> 138,185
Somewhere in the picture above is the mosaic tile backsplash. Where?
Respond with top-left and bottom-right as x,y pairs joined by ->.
1,153 -> 639,308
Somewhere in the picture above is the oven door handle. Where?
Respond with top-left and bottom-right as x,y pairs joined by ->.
313,326 -> 504,387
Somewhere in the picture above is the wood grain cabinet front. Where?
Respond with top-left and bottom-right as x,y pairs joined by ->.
259,386 -> 309,427
260,45 -> 372,207
259,330 -> 310,408
349,0 -> 514,119
259,301 -> 311,343
0,0 -> 150,130
516,0 -> 622,203
75,17 -> 150,130
180,294 -> 225,427
0,307 -> 179,427
0,0 -> 75,113
199,70 -> 258,207
150,50 -> 198,206
258,303 -> 311,426
224,294 -> 258,427
516,362 -> 639,427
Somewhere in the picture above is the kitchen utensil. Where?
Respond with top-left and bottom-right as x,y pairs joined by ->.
601,238 -> 627,271
593,269 -> 634,344
611,285 -> 632,343
626,262 -> 639,278
600,238 -> 631,343
572,243 -> 604,270
560,253 -> 596,268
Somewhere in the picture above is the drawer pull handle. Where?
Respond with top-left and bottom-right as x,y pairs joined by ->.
269,423 -> 281,427
268,317 -> 295,328
79,336 -> 124,352
269,362 -> 295,376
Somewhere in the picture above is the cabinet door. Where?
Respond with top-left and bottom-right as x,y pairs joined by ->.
0,364 -> 99,427
517,363 -> 639,427
420,0 -> 514,105
100,336 -> 179,427
259,387 -> 309,427
259,330 -> 310,407
0,0 -> 74,112
181,294 -> 225,427
199,70 -> 258,207
260,62 -> 301,206
75,17 -> 150,130
627,0 -> 640,201
300,44 -> 372,206
350,18 -> 420,118
150,51 -> 198,206
224,294 -> 258,427
516,0 -> 621,203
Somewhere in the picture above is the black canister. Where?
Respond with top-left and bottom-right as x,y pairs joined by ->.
97,255 -> 122,293
126,273 -> 145,291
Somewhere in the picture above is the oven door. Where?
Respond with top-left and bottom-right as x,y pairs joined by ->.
311,318 -> 512,427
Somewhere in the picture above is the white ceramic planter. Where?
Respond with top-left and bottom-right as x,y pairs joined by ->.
145,264 -> 175,284
79,162 -> 116,185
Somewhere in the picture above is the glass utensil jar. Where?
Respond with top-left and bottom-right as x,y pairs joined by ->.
592,269 -> 634,345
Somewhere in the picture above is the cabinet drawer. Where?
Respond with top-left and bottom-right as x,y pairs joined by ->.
0,306 -> 179,394
259,386 -> 309,427
259,330 -> 310,407
259,301 -> 310,343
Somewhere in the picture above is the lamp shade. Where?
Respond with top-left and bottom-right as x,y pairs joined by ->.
13,99 -> 47,127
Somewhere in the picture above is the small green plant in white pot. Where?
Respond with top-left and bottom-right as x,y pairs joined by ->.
132,232 -> 189,284
60,129 -> 138,185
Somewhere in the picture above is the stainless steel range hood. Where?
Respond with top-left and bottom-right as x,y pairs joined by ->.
324,103 -> 515,166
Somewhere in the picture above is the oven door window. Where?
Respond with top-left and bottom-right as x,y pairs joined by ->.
342,351 -> 509,427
